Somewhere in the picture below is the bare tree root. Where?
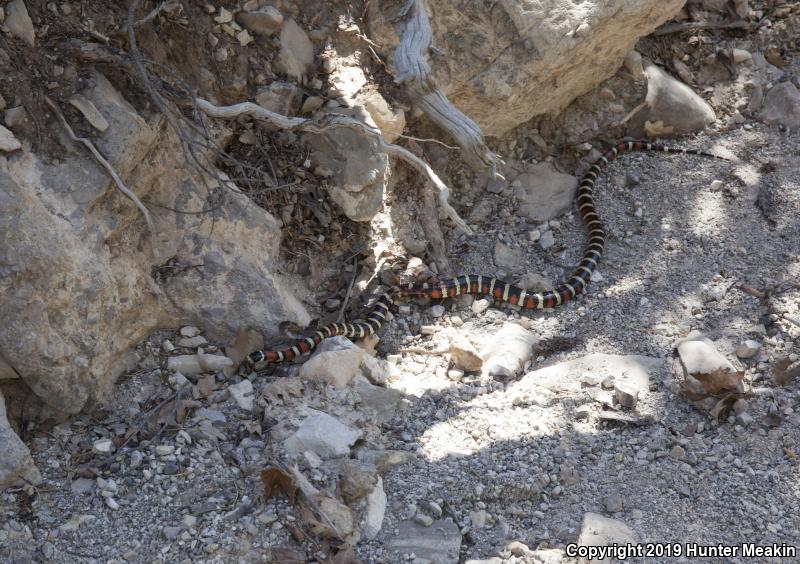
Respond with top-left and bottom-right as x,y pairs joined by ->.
194,99 -> 473,235
392,0 -> 500,173
44,96 -> 160,257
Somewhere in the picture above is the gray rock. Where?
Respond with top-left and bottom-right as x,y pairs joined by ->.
471,298 -> 491,314
356,91 -> 406,143
235,6 -> 283,36
604,492 -> 623,513
388,518 -> 461,563
759,82 -> 800,128
577,513 -> 637,564
180,326 -> 199,338
163,526 -> 183,540
299,336 -> 364,389
448,334 -> 483,372
352,375 -> 403,423
736,339 -> 761,359
92,438 -> 114,455
362,476 -> 387,540
516,272 -> 551,292
284,409 -> 360,459
167,354 -> 233,376
481,324 -> 537,378
276,18 -> 314,80
493,242 -> 526,271
5,0 -> 35,47
178,335 -> 208,348
70,477 -> 95,495
0,124 -> 21,152
517,354 -> 660,394
669,445 -> 686,460
430,304 -> 446,318
512,163 -> 578,222
539,230 -> 555,250
360,354 -> 394,385
304,116 -> 389,222
228,379 -> 254,411
255,82 -> 302,116
632,62 -> 716,137
614,381 -> 639,410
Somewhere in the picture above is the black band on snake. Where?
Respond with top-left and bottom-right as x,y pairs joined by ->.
247,141 -> 728,366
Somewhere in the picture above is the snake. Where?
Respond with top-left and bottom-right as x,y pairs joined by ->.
247,141 -> 728,365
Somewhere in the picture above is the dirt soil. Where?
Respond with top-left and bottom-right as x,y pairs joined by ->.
1,0 -> 799,563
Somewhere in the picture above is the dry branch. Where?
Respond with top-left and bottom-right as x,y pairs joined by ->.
194,99 -> 473,234
392,0 -> 500,173
44,96 -> 159,257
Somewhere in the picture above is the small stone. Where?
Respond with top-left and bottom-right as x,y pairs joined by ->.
471,298 -> 491,314
129,451 -> 143,469
709,179 -> 724,192
155,445 -> 175,456
736,339 -> 761,359
236,6 -> 283,36
0,124 -> 21,152
179,335 -> 208,348
428,501 -> 443,518
162,339 -> 175,352
182,515 -> 197,528
228,379 -> 254,410
732,48 -> 751,63
180,326 -> 200,337
413,513 -> 433,527
600,375 -> 615,389
92,438 -> 114,455
70,477 -> 95,495
605,492 -> 623,513
528,229 -> 541,242
738,412 -> 754,426
539,230 -> 555,250
213,7 -> 233,23
732,398 -> 748,413
614,382 -> 639,410
163,526 -> 182,540
669,445 -> 686,460
447,369 -> 464,381
276,18 -> 314,80
299,336 -> 364,389
429,305 -> 446,318
300,95 -> 324,114
105,497 -> 120,510
420,325 -> 436,335
284,409 -> 360,459
759,82 -> 800,128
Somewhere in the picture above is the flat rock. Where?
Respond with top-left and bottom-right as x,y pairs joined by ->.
631,62 -> 716,137
360,353 -> 394,385
448,333 -> 483,372
577,513 -> 637,564
356,90 -> 405,143
228,379 -> 254,411
5,0 -> 35,47
516,272 -> 551,292
0,391 -> 42,489
759,82 -> 800,128
284,409 -> 360,459
255,81 -> 302,116
0,124 -> 21,152
493,242 -> 526,271
299,336 -> 365,388
387,518 -> 462,564
736,339 -> 761,360
235,5 -> 283,36
362,476 -> 387,540
276,18 -> 314,80
167,353 -> 234,375
481,324 -> 537,378
516,353 -> 661,394
352,375 -> 403,423
675,332 -> 737,376
512,162 -> 578,222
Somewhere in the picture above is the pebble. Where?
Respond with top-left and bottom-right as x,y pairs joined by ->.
736,339 -> 761,359
614,382 -> 639,410
738,412 -> 754,426
600,375 -> 615,389
429,304 -> 446,318
669,445 -> 686,460
178,335 -> 208,348
604,492 -> 623,513
235,5 -> 283,36
471,299 -> 491,314
180,326 -> 200,337
92,438 -> 114,454
539,230 -> 555,250
413,513 -> 433,527
420,325 -> 436,335
68,95 -> 109,132
5,0 -> 35,47
0,124 -> 21,152
163,526 -> 182,540
228,379 -> 254,411
162,339 -> 175,352
155,445 -> 175,457
709,179 -> 724,192
105,497 -> 120,510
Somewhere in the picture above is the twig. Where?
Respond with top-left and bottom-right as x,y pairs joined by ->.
194,99 -> 473,234
653,20 -> 755,36
44,96 -> 159,257
135,1 -> 176,26
397,133 -> 459,150
338,256 -> 359,323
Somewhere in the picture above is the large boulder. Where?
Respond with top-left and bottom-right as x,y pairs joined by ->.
369,0 -> 685,136
0,72 -> 308,415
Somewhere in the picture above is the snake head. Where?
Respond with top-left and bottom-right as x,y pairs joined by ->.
244,350 -> 264,369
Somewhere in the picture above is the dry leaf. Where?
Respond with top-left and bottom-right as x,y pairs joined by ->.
262,377 -> 305,402
773,357 -> 800,386
323,545 -> 362,564
644,120 -> 674,137
692,368 -> 744,395
261,467 -> 297,505
709,393 -> 739,420
265,548 -> 306,563
193,374 -> 216,399
784,448 -> 796,460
